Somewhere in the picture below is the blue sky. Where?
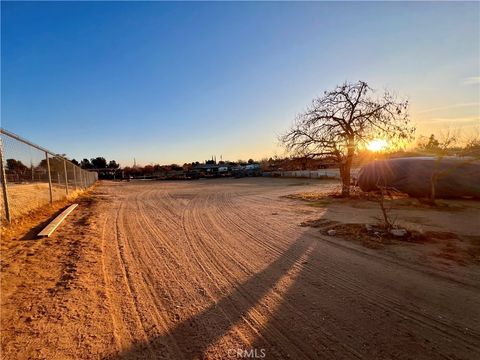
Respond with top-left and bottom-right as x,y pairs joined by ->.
2,1 -> 479,166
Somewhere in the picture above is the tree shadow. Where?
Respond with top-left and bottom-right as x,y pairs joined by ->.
248,238 -> 362,360
106,236 -> 317,359
105,215 -> 480,360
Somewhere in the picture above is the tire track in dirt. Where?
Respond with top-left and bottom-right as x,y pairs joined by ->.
99,186 -> 183,358
188,194 -> 283,350
95,179 -> 480,359
208,183 -> 479,357
103,184 -> 260,358
170,187 -> 363,358
101,197 -> 154,354
174,187 -> 335,357
204,191 -> 367,358
211,186 -> 480,354
179,192 -> 257,351
113,188 -> 189,358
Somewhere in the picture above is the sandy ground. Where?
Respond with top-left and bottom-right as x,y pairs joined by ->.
1,178 -> 479,359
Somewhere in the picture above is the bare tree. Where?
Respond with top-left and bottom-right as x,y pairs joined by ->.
415,128 -> 479,204
462,127 -> 480,158
427,129 -> 458,203
377,185 -> 394,230
281,81 -> 415,196
425,130 -> 459,157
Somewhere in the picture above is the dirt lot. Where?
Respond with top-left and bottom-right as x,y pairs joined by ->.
1,178 -> 480,359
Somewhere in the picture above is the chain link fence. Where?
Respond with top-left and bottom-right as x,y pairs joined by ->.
0,128 -> 98,223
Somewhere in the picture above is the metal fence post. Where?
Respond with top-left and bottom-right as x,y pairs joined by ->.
46,152 -> 53,204
0,140 -> 11,223
63,159 -> 69,195
73,165 -> 77,190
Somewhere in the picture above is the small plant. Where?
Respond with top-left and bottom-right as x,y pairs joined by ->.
374,183 -> 400,231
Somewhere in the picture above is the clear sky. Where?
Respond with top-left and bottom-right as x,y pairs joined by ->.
2,1 -> 479,166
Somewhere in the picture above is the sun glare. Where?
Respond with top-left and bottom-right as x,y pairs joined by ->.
366,139 -> 388,152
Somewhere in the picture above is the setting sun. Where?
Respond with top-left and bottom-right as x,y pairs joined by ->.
366,139 -> 388,152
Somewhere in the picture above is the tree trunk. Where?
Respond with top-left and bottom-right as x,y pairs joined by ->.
341,163 -> 351,197
429,157 -> 442,205
430,172 -> 438,205
379,186 -> 392,229
340,138 -> 355,197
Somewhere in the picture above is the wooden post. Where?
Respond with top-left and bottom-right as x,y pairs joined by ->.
63,159 -> 69,195
46,152 -> 53,204
0,141 -> 11,223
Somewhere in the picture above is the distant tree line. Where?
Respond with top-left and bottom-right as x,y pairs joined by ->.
73,157 -> 120,170
121,159 -> 258,177
415,131 -> 480,157
2,156 -> 122,182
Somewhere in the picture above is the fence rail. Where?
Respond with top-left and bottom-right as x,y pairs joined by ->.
0,128 -> 98,223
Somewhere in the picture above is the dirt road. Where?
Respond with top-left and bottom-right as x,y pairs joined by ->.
1,178 -> 480,359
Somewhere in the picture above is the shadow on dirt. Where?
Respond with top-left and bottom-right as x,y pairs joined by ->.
105,236 -> 318,359
103,208 -> 479,359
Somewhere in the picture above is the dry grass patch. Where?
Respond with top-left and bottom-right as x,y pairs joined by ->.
301,218 -> 480,265
1,187 -> 96,242
0,183 -> 72,220
287,187 -> 479,213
